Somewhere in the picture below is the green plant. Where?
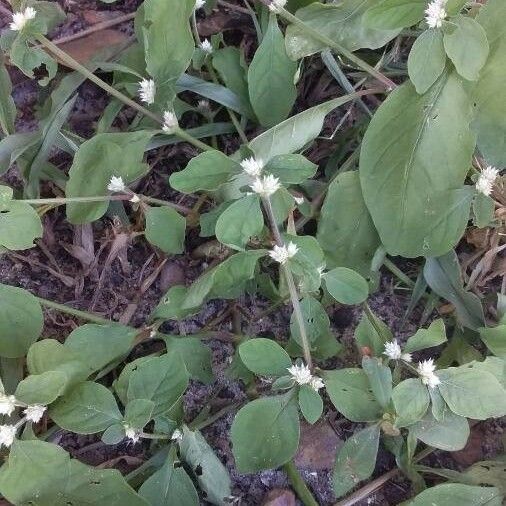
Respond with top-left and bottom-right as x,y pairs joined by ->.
0,0 -> 505,504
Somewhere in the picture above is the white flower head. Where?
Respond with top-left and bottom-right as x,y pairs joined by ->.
195,0 -> 206,9
23,405 -> 46,423
269,0 -> 287,13
200,39 -> 212,54
310,376 -> 324,392
288,363 -> 312,385
294,195 -> 305,205
124,425 -> 141,444
317,265 -> 325,278
425,0 -> 447,28
10,7 -> 37,31
476,166 -> 499,196
250,174 -> 281,197
138,78 -> 156,105
0,394 -> 17,417
401,352 -> 413,363
0,425 -> 17,448
241,157 -> 264,178
162,110 -> 179,134
107,175 -> 126,193
197,99 -> 210,112
417,359 -> 441,388
269,242 -> 298,264
384,340 -> 402,360
171,428 -> 183,441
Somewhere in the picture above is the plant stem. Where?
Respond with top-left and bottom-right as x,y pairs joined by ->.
141,195 -> 192,214
283,460 -> 319,506
37,35 -> 215,152
36,296 -> 112,325
262,196 -> 313,370
277,7 -> 396,90
383,257 -> 415,288
189,401 -> 242,431
19,195 -> 127,205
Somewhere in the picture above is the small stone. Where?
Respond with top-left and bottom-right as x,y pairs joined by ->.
262,489 -> 296,506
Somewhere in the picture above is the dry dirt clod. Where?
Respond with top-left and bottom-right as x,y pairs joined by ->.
262,488 -> 296,506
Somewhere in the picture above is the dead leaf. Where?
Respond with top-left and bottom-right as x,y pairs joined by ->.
295,421 -> 342,470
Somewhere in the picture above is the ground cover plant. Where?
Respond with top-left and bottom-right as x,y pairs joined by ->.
0,0 -> 505,504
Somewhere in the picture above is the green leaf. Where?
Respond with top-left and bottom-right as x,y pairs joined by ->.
438,366 -> 506,419
231,394 -> 300,472
473,0 -> 506,167
212,47 -> 254,119
0,283 -> 43,358
65,324 -> 137,373
323,267 -> 369,305
298,384 -> 323,424
15,371 -> 67,405
264,154 -> 317,184
127,352 -> 189,416
290,296 -> 330,346
411,409 -> 469,451
0,201 -> 43,251
50,381 -> 122,434
323,368 -> 382,422
142,0 -> 194,102
362,357 -> 392,408
423,251 -> 485,330
124,399 -> 155,430
464,459 -> 506,494
467,357 -> 506,390
363,0 -> 426,29
408,484 -> 502,506
0,55 -> 16,135
239,338 -> 292,377
179,427 -> 231,505
354,308 -> 393,356
443,15 -> 489,81
248,14 -> 297,127
215,195 -> 263,250
360,73 -> 476,257
408,29 -> 447,94
0,185 -> 13,211
317,171 -> 380,277
66,131 -> 153,224
392,378 -> 429,427
479,325 -> 506,358
153,286 -> 199,321
145,206 -> 186,254
0,440 -> 148,506
473,193 -> 495,228
169,150 -> 240,193
162,336 -> 214,384
333,425 -> 380,498
249,95 -> 365,162
139,452 -> 199,506
113,356 -> 153,405
285,1 -> 400,60
404,319 -> 447,353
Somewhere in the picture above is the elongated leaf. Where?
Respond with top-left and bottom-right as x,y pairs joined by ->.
404,319 -> 447,353
249,14 -> 297,127
392,378 -> 429,427
444,15 -> 489,82
479,326 -> 506,359
317,171 -> 380,276
0,55 -> 16,135
363,0 -> 426,30
333,425 -> 380,498
285,1 -> 400,60
0,284 -> 43,358
0,440 -> 148,506
473,0 -> 506,166
360,72 -> 476,257
408,29 -> 447,94
423,251 -> 485,330
66,131 -> 153,224
362,356 -> 392,408
409,484 -> 502,506
231,394 -> 300,472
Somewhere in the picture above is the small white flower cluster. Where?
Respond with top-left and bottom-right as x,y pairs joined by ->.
195,0 -> 206,9
383,340 -> 412,362
288,363 -> 324,392
0,393 -> 46,449
250,174 -> 281,197
162,110 -> 179,134
417,358 -> 440,388
241,157 -> 264,178
123,424 -> 141,444
476,166 -> 500,197
269,242 -> 298,264
10,7 -> 36,31
269,0 -> 287,13
138,78 -> 156,105
425,0 -> 447,29
200,39 -> 212,54
171,428 -> 183,442
107,175 -> 126,193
